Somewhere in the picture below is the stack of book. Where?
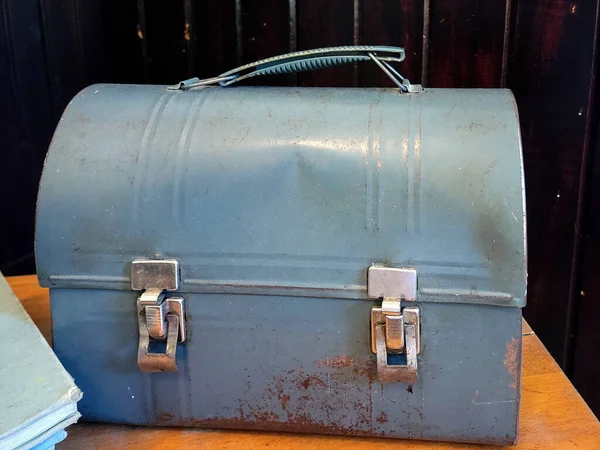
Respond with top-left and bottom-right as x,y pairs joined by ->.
0,273 -> 81,449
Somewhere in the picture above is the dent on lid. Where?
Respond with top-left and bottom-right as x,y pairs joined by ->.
35,85 -> 526,307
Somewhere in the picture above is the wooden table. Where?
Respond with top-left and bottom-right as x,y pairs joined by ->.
8,275 -> 600,449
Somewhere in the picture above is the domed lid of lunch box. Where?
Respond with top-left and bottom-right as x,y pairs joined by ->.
36,83 -> 526,307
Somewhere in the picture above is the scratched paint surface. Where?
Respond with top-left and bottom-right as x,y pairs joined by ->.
51,290 -> 522,444
37,85 -> 526,309
39,84 -> 525,444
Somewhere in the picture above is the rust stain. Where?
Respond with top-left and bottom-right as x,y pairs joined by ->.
412,406 -> 424,422
299,375 -> 327,390
315,355 -> 353,369
504,337 -> 520,389
280,394 -> 290,410
156,356 -> 381,435
184,22 -> 191,41
376,411 -> 388,424
155,412 -> 174,422
314,355 -> 375,380
274,363 -> 375,432
250,411 -> 279,422
179,414 -> 377,436
136,24 -> 144,40
483,162 -> 496,176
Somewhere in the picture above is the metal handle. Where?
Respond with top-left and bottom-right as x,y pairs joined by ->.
169,45 -> 413,92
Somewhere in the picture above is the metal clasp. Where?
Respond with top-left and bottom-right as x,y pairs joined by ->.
368,266 -> 420,383
131,259 -> 186,373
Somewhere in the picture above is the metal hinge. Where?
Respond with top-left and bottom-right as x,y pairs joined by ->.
131,259 -> 186,373
368,266 -> 420,383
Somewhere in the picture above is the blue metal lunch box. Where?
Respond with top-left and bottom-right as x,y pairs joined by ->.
35,47 -> 526,445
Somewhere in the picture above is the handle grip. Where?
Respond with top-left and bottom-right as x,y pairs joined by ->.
169,46 -> 412,91
220,45 -> 404,86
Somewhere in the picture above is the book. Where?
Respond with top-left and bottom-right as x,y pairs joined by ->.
0,273 -> 82,450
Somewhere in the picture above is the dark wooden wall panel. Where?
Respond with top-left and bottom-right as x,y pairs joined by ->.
572,7 -> 600,411
143,0 -> 186,83
39,0 -> 80,118
40,0 -> 106,119
297,0 -> 355,86
0,0 -> 54,275
104,0 -> 144,83
192,0 -> 237,79
573,127 -> 600,414
183,0 -> 196,77
76,0 -> 105,86
242,0 -> 292,63
241,0 -> 295,85
510,0 -> 597,367
428,0 -> 508,87
360,0 -> 423,86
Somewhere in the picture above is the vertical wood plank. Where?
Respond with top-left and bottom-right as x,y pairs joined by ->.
570,3 -> 600,417
510,0 -> 598,367
39,0 -> 83,119
360,0 -> 423,87
192,0 -> 237,79
573,119 -> 600,416
289,0 -> 297,54
297,0 -> 355,86
428,0 -> 507,87
235,0 -> 242,65
500,0 -> 513,87
562,3 -> 600,378
421,0 -> 430,86
143,0 -> 186,83
0,0 -> 54,275
241,0 -> 294,85
40,0 -> 106,119
183,0 -> 196,78
74,0 -> 105,86
137,0 -> 149,82
104,0 -> 144,83
0,0 -> 30,275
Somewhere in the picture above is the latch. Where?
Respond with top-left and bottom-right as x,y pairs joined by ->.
368,266 -> 420,383
131,259 -> 186,373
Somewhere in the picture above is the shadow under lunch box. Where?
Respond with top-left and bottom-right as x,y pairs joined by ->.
35,46 -> 527,445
